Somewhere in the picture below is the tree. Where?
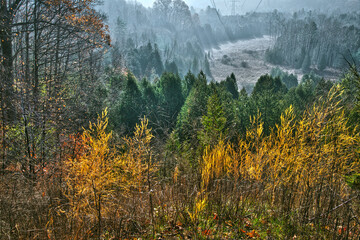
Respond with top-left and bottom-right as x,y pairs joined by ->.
0,0 -> 21,121
117,117 -> 157,225
317,54 -> 327,71
199,92 -> 227,147
252,75 -> 287,96
222,73 -> 239,99
64,109 -> 116,238
204,55 -> 212,79
158,72 -> 184,130
192,57 -> 199,74
64,111 -> 157,238
302,54 -> 311,73
154,0 -> 191,30
270,67 -> 298,89
251,75 -> 288,135
140,78 -> 159,129
183,71 -> 197,97
152,44 -> 164,76
153,0 -> 172,22
176,72 -> 209,142
165,60 -> 179,75
110,73 -> 143,133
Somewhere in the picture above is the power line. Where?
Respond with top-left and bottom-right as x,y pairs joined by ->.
241,0 -> 247,10
254,0 -> 263,12
209,0 -> 230,38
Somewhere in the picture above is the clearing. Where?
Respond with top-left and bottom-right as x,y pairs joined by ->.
209,36 -> 342,92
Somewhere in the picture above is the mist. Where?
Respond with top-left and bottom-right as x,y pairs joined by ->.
129,0 -> 360,14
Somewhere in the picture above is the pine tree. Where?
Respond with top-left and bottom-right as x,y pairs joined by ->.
302,54 -> 311,73
183,71 -> 196,97
165,60 -> 179,75
176,73 -> 209,142
110,73 -> 143,133
158,72 -> 184,130
151,44 -> 164,76
222,73 -> 239,99
199,92 -> 227,147
252,74 -> 287,96
204,54 -> 212,78
192,57 -> 199,74
317,54 -> 327,71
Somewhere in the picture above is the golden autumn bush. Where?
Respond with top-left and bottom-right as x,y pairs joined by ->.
196,85 -> 360,236
239,86 -> 360,214
63,109 -> 116,238
62,110 -> 157,238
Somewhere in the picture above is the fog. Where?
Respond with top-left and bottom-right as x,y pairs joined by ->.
130,0 -> 360,14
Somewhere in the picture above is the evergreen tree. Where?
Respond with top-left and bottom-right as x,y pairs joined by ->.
199,92 -> 227,147
141,78 -> 158,118
139,42 -> 153,74
284,79 -> 315,114
302,54 -> 311,73
239,87 -> 247,98
165,60 -> 179,75
140,78 -> 160,133
176,73 -> 209,143
270,67 -> 298,89
236,87 -> 251,136
151,44 -> 164,76
110,73 -> 142,133
204,54 -> 212,78
222,73 -> 239,99
282,74 -> 298,89
192,57 -> 199,74
252,74 -> 287,96
158,72 -> 184,129
317,54 -> 327,71
183,71 -> 196,97
126,49 -> 142,76
251,75 -> 288,134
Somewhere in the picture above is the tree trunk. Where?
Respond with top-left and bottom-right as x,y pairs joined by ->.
0,10 -> 15,121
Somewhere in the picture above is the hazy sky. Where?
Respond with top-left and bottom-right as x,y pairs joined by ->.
134,0 -> 268,14
134,0 -> 219,8
132,0 -> 359,14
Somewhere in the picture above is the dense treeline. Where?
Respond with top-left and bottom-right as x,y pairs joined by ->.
265,10 -> 360,71
104,68 -> 336,140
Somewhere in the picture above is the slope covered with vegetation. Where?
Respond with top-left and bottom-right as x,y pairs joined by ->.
0,0 -> 360,238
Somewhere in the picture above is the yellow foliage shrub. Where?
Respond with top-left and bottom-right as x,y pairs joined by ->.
199,85 -> 360,220
64,109 -> 116,237
64,111 -> 156,238
238,86 -> 360,217
116,117 -> 157,193
201,140 -> 237,190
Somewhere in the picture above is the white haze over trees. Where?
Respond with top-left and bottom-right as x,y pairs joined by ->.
131,0 -> 360,15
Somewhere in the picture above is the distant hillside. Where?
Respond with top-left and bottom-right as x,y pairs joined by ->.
166,0 -> 360,15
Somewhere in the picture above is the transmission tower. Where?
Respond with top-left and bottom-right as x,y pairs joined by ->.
229,0 -> 241,15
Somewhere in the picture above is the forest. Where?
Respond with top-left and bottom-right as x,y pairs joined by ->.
0,0 -> 360,239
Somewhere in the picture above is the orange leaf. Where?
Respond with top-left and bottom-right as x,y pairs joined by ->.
246,230 -> 259,238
